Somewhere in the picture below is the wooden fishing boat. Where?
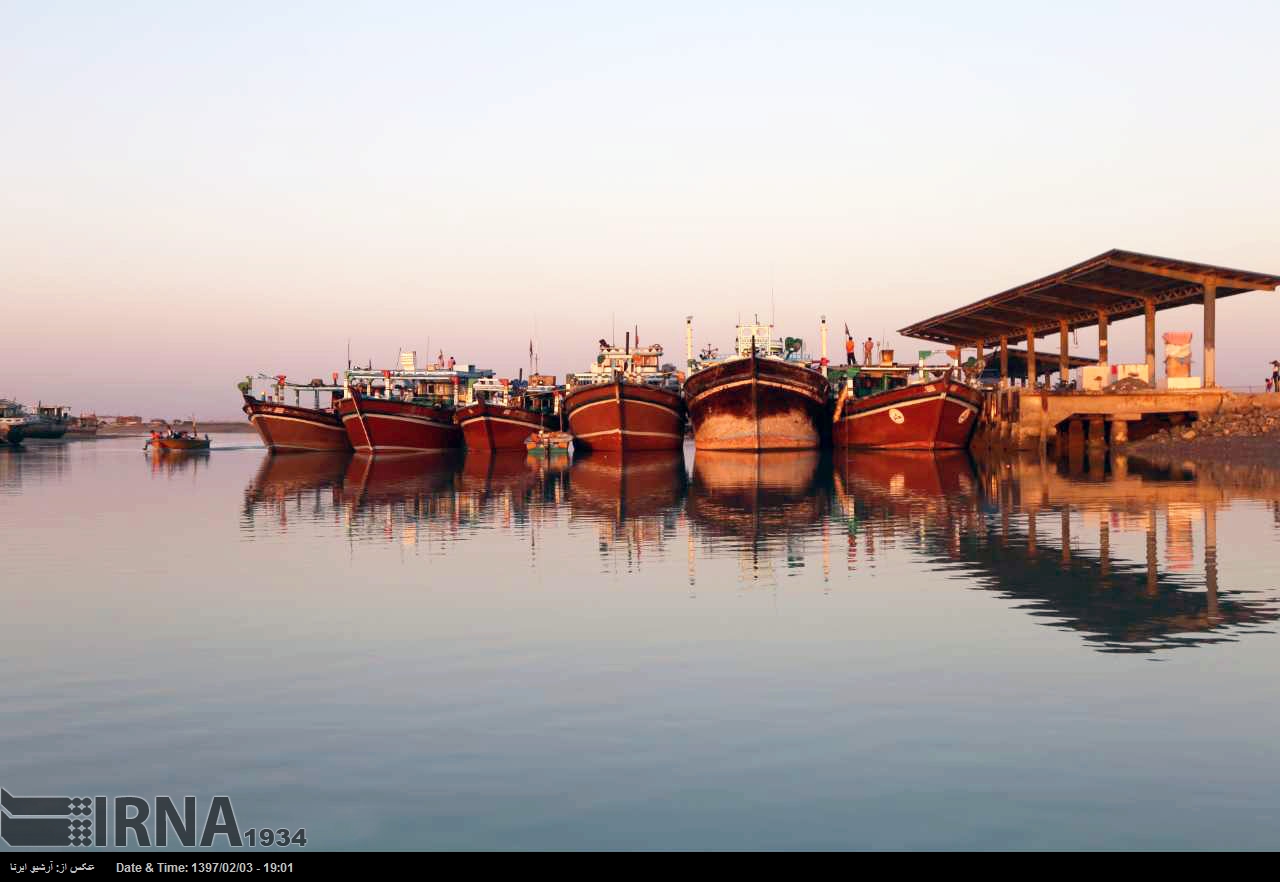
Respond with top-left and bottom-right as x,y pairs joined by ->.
241,374 -> 351,453
525,431 -> 573,455
683,319 -> 830,451
147,433 -> 211,451
831,362 -> 983,450
338,356 -> 493,454
562,332 -> 685,452
456,377 -> 559,451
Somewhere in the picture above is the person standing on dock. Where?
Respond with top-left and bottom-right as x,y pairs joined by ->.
845,333 -> 856,366
863,337 -> 874,366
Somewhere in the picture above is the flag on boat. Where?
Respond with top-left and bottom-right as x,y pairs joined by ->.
843,322 -> 850,337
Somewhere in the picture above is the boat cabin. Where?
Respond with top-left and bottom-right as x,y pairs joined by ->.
831,356 -> 967,400
569,335 -> 681,391
345,363 -> 496,408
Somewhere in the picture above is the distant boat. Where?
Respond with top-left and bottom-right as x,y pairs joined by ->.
0,399 -> 33,445
65,413 -> 100,437
146,419 -> 211,452
22,403 -> 70,440
152,435 -> 211,451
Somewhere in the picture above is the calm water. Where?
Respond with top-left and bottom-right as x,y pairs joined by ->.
3,435 -> 1280,851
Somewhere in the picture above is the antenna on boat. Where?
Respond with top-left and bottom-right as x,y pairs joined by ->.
347,338 -> 351,370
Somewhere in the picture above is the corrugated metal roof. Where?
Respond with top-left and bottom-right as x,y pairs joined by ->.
899,249 -> 1280,347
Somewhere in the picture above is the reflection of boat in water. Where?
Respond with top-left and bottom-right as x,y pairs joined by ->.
834,449 -> 977,503
242,451 -> 351,528
245,451 -> 351,501
340,451 -> 462,509
686,449 -> 828,539
569,450 -> 687,523
146,445 -> 210,476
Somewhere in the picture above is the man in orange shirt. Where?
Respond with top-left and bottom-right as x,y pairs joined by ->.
845,334 -> 856,365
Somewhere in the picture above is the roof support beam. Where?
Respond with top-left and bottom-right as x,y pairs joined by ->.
1060,279 -> 1156,301
1108,259 -> 1276,292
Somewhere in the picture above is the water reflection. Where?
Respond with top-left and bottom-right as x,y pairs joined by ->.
146,448 -> 211,479
569,451 -> 687,571
687,451 -> 833,587
241,451 -> 349,532
231,444 -> 1280,655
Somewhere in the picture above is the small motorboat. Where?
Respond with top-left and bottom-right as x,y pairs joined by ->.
146,419 -> 211,452
525,431 -> 573,456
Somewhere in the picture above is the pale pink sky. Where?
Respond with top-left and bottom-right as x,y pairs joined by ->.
2,2 -> 1277,417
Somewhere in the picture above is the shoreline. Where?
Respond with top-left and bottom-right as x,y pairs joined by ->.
99,421 -> 258,436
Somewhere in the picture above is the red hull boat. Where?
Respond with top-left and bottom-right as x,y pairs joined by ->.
243,394 -> 351,453
684,355 -> 829,451
457,401 -> 555,450
337,394 -> 462,454
833,378 -> 982,449
564,381 -> 685,452
682,319 -> 830,452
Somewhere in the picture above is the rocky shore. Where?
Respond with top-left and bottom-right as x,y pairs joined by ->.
1127,400 -> 1280,466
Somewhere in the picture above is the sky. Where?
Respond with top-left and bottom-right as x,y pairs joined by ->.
2,1 -> 1278,417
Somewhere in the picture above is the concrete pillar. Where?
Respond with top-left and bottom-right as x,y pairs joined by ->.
999,336 -> 1009,387
1088,416 -> 1106,448
1204,280 -> 1216,387
1026,328 -> 1036,388
1144,299 -> 1156,385
1059,319 -> 1069,388
1111,419 -> 1128,445
1097,311 -> 1108,374
1068,419 -> 1085,448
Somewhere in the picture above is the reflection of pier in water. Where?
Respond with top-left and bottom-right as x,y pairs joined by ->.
569,451 -> 687,572
686,450 -> 833,587
851,451 -> 1280,653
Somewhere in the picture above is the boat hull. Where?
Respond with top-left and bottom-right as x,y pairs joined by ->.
456,402 -> 555,451
833,380 -> 982,450
564,382 -> 685,452
684,356 -> 830,451
22,422 -> 68,440
154,439 -> 210,451
243,396 -> 352,453
337,395 -> 462,454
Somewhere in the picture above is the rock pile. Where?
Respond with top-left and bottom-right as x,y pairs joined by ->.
1143,402 -> 1280,445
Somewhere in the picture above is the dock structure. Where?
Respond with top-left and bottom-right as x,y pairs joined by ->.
899,250 -> 1280,450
